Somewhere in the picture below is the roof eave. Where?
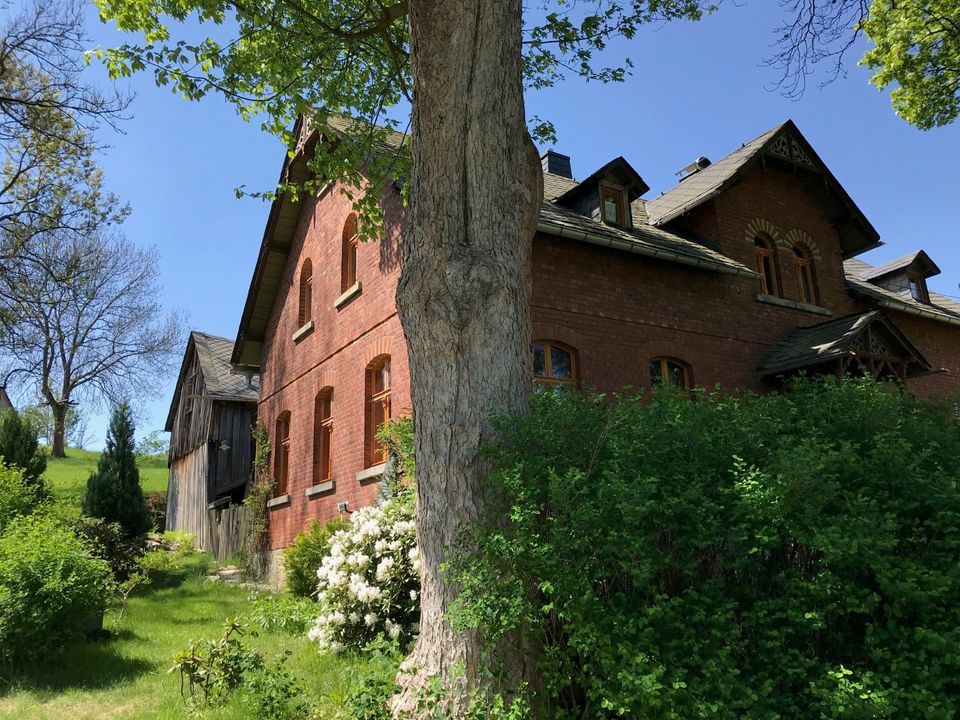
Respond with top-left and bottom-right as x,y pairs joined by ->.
537,216 -> 758,278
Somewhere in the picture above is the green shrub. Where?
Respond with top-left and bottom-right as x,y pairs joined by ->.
82,403 -> 151,539
248,592 -> 318,635
0,408 -> 47,490
0,462 -> 43,532
74,516 -> 145,581
451,378 -> 960,719
145,491 -> 167,532
0,514 -> 113,664
284,516 -> 349,598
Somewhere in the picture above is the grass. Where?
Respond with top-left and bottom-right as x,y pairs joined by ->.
1,448 -> 373,719
43,448 -> 168,509
0,547 -> 370,720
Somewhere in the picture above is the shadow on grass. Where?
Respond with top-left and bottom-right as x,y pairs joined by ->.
0,640 -> 155,697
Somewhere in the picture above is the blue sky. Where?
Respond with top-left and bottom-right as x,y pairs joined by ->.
68,1 -> 959,448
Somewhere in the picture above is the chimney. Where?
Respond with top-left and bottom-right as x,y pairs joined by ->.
541,150 -> 572,179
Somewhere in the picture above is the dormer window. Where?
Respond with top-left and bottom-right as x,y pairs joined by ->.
908,273 -> 929,303
600,186 -> 626,226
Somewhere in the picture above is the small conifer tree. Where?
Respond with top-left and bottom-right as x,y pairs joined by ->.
82,403 -> 151,539
0,409 -> 47,489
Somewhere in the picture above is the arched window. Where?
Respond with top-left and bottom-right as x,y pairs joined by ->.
532,341 -> 577,390
649,357 -> 691,389
313,388 -> 333,485
792,244 -> 818,305
365,356 -> 391,467
274,411 -> 291,495
753,236 -> 780,297
298,259 -> 313,326
342,213 -> 359,292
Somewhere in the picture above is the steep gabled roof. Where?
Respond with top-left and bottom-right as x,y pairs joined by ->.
166,331 -> 259,432
232,119 -> 757,371
646,120 -> 881,259
758,311 -> 930,377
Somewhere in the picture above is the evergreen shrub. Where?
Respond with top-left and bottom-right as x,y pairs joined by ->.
451,378 -> 960,719
82,403 -> 151,539
0,514 -> 113,663
0,408 -> 47,490
284,516 -> 350,598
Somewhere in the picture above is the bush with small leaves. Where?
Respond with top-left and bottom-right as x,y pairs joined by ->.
284,516 -> 350,598
0,514 -> 113,664
0,462 -> 43,532
451,378 -> 960,719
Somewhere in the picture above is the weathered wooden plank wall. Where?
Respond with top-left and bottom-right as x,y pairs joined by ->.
166,445 -> 209,542
204,504 -> 250,563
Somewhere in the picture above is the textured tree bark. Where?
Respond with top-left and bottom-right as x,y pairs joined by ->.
50,400 -> 68,458
393,0 -> 543,713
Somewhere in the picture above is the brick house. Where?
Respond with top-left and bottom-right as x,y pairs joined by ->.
230,118 -> 960,564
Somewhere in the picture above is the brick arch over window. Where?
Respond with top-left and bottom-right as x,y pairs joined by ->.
744,218 -> 783,247
341,213 -> 359,292
298,259 -> 313,326
274,410 -> 291,495
365,354 -> 392,467
531,340 -> 578,390
313,387 -> 333,485
784,229 -> 822,261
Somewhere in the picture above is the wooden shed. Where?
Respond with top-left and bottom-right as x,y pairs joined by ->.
164,331 -> 259,550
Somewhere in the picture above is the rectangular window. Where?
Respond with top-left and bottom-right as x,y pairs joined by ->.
314,392 -> 333,484
600,186 -> 625,226
274,412 -> 290,495
367,359 -> 392,466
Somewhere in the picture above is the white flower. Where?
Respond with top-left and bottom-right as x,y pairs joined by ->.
376,557 -> 395,581
409,590 -> 418,601
364,612 -> 378,627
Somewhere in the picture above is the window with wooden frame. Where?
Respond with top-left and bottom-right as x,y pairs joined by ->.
792,244 -> 819,305
313,388 -> 333,485
532,341 -> 577,391
298,259 -> 313,326
274,411 -> 291,496
365,356 -> 391,467
754,236 -> 781,297
600,186 -> 626,226
649,357 -> 691,389
908,273 -> 929,303
341,213 -> 359,292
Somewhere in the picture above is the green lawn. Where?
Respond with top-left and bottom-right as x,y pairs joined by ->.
43,449 -> 168,509
0,552 -> 365,720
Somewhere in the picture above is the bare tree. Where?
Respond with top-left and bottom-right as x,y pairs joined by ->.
0,0 -> 130,259
0,229 -> 182,457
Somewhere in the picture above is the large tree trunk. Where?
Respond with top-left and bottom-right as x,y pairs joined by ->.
393,0 -> 543,714
50,401 -> 68,458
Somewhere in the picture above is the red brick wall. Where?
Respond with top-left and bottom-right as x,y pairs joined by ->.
258,185 -> 411,549
257,163 -> 960,550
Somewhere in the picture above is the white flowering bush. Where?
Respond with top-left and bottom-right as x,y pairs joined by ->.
308,489 -> 420,652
